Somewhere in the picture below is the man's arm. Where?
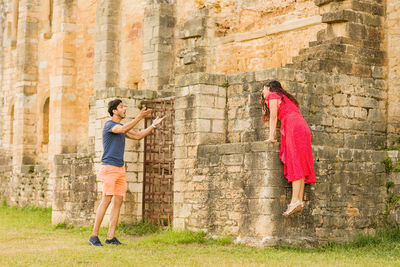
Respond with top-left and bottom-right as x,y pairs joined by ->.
126,126 -> 154,140
111,108 -> 152,134
126,115 -> 167,140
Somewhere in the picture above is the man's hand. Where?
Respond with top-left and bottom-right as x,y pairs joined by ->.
152,115 -> 167,128
138,107 -> 152,119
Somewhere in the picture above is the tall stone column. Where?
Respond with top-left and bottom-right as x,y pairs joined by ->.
94,0 -> 120,92
49,0 -> 78,156
142,0 -> 175,91
93,0 -> 121,162
387,0 -> 400,146
0,2 -> 5,148
13,0 -> 40,167
173,73 -> 227,229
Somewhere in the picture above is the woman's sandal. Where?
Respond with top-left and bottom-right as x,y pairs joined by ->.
282,200 -> 303,216
299,201 -> 305,212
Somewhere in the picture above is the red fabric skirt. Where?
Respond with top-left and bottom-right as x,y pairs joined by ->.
279,113 -> 316,184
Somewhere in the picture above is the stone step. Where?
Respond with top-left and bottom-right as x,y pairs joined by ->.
314,0 -> 344,7
295,43 -> 384,65
297,43 -> 347,56
350,0 -> 385,16
316,0 -> 384,17
322,9 -> 382,27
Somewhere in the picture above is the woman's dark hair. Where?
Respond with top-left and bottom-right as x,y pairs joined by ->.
261,80 -> 299,123
108,99 -> 122,117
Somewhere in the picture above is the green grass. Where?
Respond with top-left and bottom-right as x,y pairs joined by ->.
1,204 -> 400,266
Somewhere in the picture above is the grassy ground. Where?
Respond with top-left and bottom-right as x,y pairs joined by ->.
1,204 -> 400,267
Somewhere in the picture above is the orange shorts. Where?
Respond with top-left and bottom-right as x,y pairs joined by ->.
99,165 -> 127,196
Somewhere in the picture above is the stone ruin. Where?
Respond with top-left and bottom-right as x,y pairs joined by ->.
0,0 -> 399,245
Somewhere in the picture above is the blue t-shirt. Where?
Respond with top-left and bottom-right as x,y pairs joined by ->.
101,120 -> 126,167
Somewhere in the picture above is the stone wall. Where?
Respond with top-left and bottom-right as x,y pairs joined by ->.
175,0 -> 325,74
173,67 -> 391,244
188,142 -> 387,244
226,68 -> 387,150
0,163 -> 51,208
190,142 -> 283,243
91,88 -> 172,224
52,153 -> 96,226
386,150 -> 400,225
0,0 -> 398,245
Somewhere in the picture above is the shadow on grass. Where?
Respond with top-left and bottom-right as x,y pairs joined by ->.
51,218 -> 232,246
141,228 -> 232,246
118,221 -> 159,236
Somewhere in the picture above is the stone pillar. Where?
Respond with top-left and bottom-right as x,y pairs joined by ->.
9,0 -> 19,47
93,0 -> 121,162
13,0 -> 40,167
0,2 -> 5,143
142,1 -> 175,91
176,9 -> 209,75
387,0 -> 400,146
48,0 -> 78,156
173,73 -> 227,229
94,0 -> 120,91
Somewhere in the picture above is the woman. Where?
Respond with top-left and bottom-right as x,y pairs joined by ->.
261,80 -> 316,216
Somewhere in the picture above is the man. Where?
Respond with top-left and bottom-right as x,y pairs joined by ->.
89,99 -> 166,246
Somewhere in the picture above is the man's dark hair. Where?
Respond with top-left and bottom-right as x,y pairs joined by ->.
108,99 -> 122,117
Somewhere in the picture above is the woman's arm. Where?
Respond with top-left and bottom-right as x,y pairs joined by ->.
267,99 -> 278,142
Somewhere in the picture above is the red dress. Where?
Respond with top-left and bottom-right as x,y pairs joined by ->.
266,92 -> 316,184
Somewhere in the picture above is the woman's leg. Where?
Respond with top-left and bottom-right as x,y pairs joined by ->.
283,178 -> 304,216
298,178 -> 305,202
291,179 -> 303,203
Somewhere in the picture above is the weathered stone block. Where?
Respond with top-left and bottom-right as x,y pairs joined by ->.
179,17 -> 205,39
221,154 -> 244,166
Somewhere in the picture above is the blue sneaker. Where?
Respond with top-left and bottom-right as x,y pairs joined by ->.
105,237 -> 123,245
88,236 -> 103,246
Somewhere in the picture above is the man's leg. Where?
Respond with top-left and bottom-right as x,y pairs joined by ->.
107,195 -> 123,240
91,195 -> 112,237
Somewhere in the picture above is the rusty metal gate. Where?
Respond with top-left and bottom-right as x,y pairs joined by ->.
141,97 -> 174,226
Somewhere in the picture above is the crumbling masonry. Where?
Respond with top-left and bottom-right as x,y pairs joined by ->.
0,0 -> 399,245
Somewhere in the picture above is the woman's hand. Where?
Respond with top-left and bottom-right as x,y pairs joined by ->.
266,138 -> 277,143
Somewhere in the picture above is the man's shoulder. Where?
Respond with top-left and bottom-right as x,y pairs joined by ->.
103,120 -> 116,132
103,120 -> 125,135
105,120 -> 123,126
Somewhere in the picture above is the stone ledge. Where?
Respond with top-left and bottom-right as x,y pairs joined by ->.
314,0 -> 344,7
175,73 -> 227,88
198,141 -> 280,157
212,16 -> 322,45
95,87 -> 171,100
